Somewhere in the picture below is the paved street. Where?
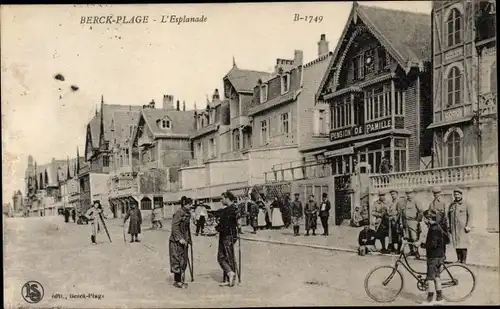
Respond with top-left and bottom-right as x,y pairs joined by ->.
4,216 -> 499,308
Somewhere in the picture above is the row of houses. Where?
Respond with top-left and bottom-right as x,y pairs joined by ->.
24,1 -> 498,232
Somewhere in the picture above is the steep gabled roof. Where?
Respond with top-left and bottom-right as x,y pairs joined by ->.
224,64 -> 272,93
111,109 -> 142,146
140,108 -> 195,139
316,3 -> 431,99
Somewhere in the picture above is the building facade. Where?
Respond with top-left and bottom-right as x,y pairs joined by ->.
108,96 -> 194,217
428,0 -> 497,167
80,97 -> 142,215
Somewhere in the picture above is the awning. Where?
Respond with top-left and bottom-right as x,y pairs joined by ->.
353,137 -> 389,149
426,116 -> 474,130
308,149 -> 326,156
324,147 -> 354,158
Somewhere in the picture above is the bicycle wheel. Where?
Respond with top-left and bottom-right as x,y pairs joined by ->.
364,265 -> 404,303
440,263 -> 476,302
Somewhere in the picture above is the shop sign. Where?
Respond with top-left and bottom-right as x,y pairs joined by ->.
329,125 -> 364,141
365,118 -> 392,134
329,118 -> 392,142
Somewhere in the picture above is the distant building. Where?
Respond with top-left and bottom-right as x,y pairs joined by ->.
79,96 -> 142,216
108,97 -> 194,217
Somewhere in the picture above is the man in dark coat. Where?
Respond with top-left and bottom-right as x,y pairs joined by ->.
319,193 -> 331,236
282,194 -> 292,228
214,190 -> 239,287
304,194 -> 319,236
124,203 -> 142,243
71,209 -> 76,223
247,193 -> 259,234
64,208 -> 70,223
290,193 -> 303,236
169,196 -> 192,288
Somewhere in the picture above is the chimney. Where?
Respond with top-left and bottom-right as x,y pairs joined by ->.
318,34 -> 329,57
176,100 -> 180,111
162,94 -> 174,110
294,50 -> 303,65
212,89 -> 220,101
149,99 -> 155,109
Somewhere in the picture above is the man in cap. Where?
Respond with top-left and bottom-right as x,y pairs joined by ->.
290,193 -> 304,236
428,187 -> 448,229
388,190 -> 404,253
448,187 -> 473,264
401,188 -> 423,258
372,190 -> 390,253
357,223 -> 377,256
319,193 -> 331,236
169,196 -> 193,288
304,194 -> 319,236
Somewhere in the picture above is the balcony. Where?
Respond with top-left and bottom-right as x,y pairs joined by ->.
230,116 -> 250,130
479,92 -> 497,116
370,162 -> 498,191
265,160 -> 333,183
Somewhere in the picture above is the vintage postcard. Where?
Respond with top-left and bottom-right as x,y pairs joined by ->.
2,1 -> 498,308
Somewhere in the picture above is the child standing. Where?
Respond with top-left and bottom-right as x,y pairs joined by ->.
414,209 -> 449,305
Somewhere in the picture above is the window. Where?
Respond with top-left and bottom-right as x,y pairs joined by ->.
161,119 -> 171,129
447,66 -> 462,107
447,8 -> 462,47
365,85 -> 396,122
261,120 -> 268,144
364,49 -> 376,75
260,85 -> 268,103
377,47 -> 388,72
446,130 -> 461,166
280,113 -> 289,134
209,138 -> 217,158
318,109 -> 327,134
352,54 -> 364,81
331,96 -> 352,129
150,146 -> 157,161
196,142 -> 203,159
393,138 -> 407,172
281,73 -> 290,94
103,155 -> 109,167
123,149 -> 130,165
234,130 -> 240,151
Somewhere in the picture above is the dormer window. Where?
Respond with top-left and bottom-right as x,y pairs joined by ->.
281,73 -> 291,94
260,84 -> 268,103
161,119 -> 171,129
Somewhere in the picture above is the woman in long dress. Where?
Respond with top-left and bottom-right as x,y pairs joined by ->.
257,200 -> 267,229
271,197 -> 284,229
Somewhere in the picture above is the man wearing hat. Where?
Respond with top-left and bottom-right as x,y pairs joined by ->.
371,190 -> 390,254
428,187 -> 448,228
401,188 -> 423,258
447,187 -> 473,264
290,193 -> 304,236
169,196 -> 193,288
388,190 -> 404,253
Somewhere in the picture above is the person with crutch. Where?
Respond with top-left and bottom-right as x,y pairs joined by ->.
169,196 -> 193,289
214,190 -> 239,287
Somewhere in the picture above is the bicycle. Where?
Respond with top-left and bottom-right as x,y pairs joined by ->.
364,238 -> 476,303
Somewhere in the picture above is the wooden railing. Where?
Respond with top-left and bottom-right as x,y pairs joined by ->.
370,162 -> 498,191
265,160 -> 333,183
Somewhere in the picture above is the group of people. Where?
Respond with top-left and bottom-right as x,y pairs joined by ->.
62,208 -> 77,223
239,190 -> 332,237
169,192 -> 241,288
358,186 -> 473,265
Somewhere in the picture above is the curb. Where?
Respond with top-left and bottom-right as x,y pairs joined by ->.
240,236 -> 500,271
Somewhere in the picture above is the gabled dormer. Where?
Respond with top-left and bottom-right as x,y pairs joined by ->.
158,116 -> 172,130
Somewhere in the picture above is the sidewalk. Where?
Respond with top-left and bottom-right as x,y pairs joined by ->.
239,223 -> 500,270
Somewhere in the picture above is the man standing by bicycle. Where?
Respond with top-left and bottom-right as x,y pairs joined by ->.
371,191 -> 390,254
414,209 -> 449,305
401,188 -> 423,258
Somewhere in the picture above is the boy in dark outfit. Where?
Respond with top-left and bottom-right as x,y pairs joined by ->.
357,225 -> 377,256
169,196 -> 193,288
414,209 -> 449,305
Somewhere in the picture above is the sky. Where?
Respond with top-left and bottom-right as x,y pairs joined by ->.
1,1 -> 432,203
